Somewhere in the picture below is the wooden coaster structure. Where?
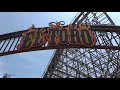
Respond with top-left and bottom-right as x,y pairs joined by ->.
0,12 -> 120,78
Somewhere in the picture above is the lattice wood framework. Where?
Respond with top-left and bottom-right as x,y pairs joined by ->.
43,12 -> 120,78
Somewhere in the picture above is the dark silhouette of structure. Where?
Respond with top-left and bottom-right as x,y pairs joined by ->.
3,73 -> 11,78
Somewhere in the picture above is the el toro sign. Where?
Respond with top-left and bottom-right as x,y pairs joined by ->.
17,22 -> 96,51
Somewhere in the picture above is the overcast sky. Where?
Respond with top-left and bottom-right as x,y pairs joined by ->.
0,12 -> 120,78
